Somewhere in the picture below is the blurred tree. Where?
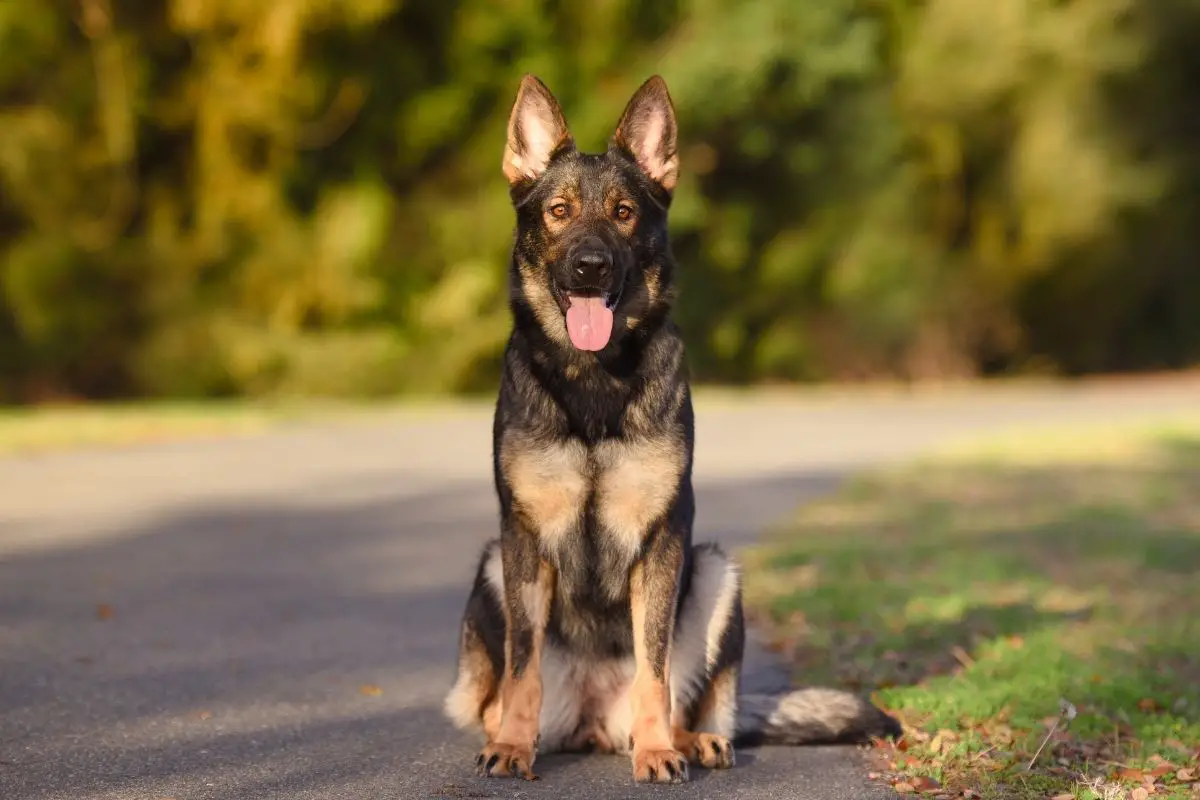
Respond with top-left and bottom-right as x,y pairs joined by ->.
0,0 -> 1197,402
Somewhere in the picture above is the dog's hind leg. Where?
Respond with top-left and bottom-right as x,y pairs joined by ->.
444,541 -> 506,739
667,542 -> 744,770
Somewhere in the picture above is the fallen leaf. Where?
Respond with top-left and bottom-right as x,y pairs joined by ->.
359,684 -> 383,697
95,603 -> 114,621
1139,698 -> 1161,713
1051,794 -> 1075,800
962,790 -> 981,799
1150,764 -> 1175,777
910,775 -> 941,792
1120,768 -> 1147,782
1177,768 -> 1196,782
893,781 -> 915,793
1131,787 -> 1150,800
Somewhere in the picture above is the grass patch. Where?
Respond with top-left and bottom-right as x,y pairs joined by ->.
744,417 -> 1200,800
0,402 -> 322,456
0,396 -> 505,458
0,398 -> 428,457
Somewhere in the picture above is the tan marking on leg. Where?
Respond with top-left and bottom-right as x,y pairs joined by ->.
480,561 -> 553,781
444,626 -> 498,732
671,725 -> 735,769
671,667 -> 738,770
495,563 -> 552,747
482,698 -> 503,741
693,667 -> 739,739
629,561 -> 688,784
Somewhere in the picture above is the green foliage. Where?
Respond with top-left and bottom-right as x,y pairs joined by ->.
1,0 -> 1199,400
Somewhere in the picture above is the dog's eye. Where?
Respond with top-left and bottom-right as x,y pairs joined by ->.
615,203 -> 635,222
548,202 -> 569,219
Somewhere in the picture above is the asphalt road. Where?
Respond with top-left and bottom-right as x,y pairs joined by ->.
2,378 -> 1197,800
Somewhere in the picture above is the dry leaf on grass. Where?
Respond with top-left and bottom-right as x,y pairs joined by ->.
910,775 -> 941,792
1131,787 -> 1150,800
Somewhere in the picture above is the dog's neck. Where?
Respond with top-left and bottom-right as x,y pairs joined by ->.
513,316 -> 685,442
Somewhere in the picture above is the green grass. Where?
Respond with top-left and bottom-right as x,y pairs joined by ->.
0,400 -> 390,457
743,416 -> 1200,800
0,402 -> 304,456
0,394 -> 515,458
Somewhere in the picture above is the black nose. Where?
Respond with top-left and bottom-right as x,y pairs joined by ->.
573,247 -> 612,285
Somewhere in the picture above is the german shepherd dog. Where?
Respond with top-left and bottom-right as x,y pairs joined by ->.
443,74 -> 901,785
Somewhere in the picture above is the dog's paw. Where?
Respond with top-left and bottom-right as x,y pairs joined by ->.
475,741 -> 538,781
682,733 -> 735,769
632,748 -> 689,784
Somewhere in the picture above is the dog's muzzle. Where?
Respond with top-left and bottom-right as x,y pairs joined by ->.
555,238 -> 623,352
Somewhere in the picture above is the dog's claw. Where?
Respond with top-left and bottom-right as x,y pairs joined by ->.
477,742 -> 539,781
633,749 -> 690,784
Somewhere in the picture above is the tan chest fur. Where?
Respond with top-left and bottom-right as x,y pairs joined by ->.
501,432 -> 686,564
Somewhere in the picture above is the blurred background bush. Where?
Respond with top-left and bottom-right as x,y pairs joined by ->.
2,0 -> 1198,403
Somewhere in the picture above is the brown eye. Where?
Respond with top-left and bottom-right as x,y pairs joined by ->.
615,203 -> 634,222
548,202 -> 569,219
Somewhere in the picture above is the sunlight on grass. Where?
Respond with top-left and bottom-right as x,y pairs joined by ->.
0,403 -> 307,456
0,396 -> 507,458
744,416 -> 1200,800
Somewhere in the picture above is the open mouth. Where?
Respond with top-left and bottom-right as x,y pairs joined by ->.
555,287 -> 621,352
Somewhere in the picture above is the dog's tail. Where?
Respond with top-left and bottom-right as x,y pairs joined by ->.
734,688 -> 903,747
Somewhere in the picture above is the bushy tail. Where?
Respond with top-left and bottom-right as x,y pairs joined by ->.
734,688 -> 903,747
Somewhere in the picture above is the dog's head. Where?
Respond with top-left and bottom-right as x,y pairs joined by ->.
502,74 -> 679,354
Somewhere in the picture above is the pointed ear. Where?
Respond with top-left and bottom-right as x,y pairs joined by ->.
613,75 -> 679,193
503,75 -> 573,185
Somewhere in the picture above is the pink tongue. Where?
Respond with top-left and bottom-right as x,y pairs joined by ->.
565,295 -> 614,351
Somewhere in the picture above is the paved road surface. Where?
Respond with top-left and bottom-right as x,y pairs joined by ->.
2,378 -> 1197,800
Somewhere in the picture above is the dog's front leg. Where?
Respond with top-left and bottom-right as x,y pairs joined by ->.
628,527 -> 689,784
477,517 -> 552,781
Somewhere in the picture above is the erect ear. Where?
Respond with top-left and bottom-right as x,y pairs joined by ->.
613,75 -> 679,193
503,74 -> 573,186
